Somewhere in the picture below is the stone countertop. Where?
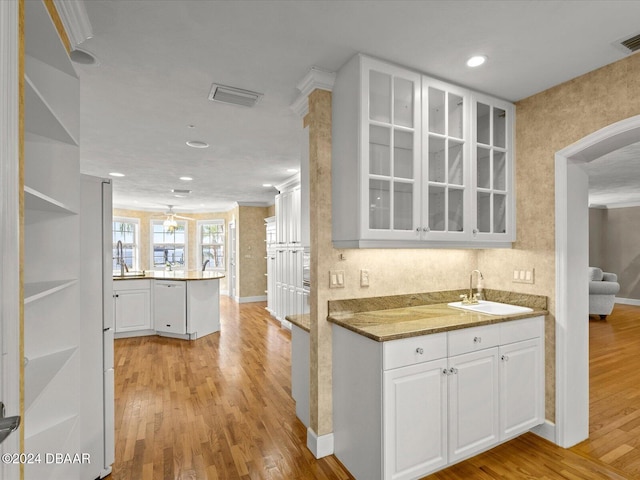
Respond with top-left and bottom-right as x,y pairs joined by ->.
327,289 -> 548,342
328,303 -> 547,342
286,314 -> 310,332
113,271 -> 225,281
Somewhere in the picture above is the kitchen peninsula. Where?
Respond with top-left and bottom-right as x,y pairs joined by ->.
113,271 -> 224,340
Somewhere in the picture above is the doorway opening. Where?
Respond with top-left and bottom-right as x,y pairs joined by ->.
555,114 -> 640,447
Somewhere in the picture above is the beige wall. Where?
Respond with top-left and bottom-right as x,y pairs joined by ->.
592,206 -> 640,300
237,205 -> 270,299
589,208 -> 606,268
113,206 -> 271,299
308,53 -> 640,435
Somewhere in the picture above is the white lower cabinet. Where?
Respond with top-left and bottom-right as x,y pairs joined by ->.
333,316 -> 544,480
447,348 -> 500,463
383,358 -> 448,480
114,280 -> 152,332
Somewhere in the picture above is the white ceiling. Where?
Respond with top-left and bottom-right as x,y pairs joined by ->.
75,0 -> 640,212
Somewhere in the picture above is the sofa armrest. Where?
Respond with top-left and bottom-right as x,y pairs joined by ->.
602,272 -> 618,282
589,281 -> 620,295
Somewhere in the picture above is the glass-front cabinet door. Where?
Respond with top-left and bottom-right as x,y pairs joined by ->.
421,78 -> 471,241
472,93 -> 514,241
361,57 -> 421,241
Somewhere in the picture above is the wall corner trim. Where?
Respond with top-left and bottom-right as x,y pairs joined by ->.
290,67 -> 336,118
306,428 -> 334,459
53,0 -> 93,48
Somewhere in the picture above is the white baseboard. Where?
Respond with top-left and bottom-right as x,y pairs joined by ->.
238,295 -> 267,303
280,319 -> 292,330
531,420 -> 556,444
615,297 -> 640,306
307,428 -> 334,459
114,329 -> 155,339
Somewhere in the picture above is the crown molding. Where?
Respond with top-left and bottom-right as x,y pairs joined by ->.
591,200 -> 640,209
53,0 -> 93,48
290,67 -> 336,118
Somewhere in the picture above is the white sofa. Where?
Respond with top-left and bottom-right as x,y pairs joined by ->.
589,267 -> 620,319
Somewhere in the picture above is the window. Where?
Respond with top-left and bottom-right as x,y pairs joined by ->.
151,220 -> 187,270
113,218 -> 139,273
198,220 -> 225,271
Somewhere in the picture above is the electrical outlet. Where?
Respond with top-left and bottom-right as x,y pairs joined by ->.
360,269 -> 370,287
330,270 -> 345,288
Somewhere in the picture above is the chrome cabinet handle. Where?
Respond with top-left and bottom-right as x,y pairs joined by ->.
416,347 -> 424,355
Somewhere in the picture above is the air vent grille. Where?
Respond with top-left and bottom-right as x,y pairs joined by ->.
208,84 -> 263,107
620,33 -> 640,53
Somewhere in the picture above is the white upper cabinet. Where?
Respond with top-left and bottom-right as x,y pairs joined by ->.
472,93 -> 515,242
332,54 -> 515,248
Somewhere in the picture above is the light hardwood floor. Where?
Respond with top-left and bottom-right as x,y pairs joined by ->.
111,299 -> 640,479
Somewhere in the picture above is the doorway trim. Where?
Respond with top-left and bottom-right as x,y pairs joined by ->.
0,0 -> 21,473
555,114 -> 640,447
228,221 -> 237,301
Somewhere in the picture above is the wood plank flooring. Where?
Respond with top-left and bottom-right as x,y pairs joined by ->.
111,299 -> 640,479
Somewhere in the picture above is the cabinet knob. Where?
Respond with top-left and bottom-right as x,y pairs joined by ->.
449,367 -> 458,375
415,347 -> 424,355
501,355 -> 509,361
423,227 -> 429,232
442,368 -> 448,375
473,229 -> 478,235
473,336 -> 481,344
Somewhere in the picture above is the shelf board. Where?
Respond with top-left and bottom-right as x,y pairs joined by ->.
24,75 -> 78,146
24,347 -> 77,411
24,279 -> 77,305
24,413 -> 78,451
24,186 -> 78,223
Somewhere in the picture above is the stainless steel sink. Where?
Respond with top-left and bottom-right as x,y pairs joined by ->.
447,300 -> 533,316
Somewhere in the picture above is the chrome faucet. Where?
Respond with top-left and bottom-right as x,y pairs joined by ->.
461,269 -> 484,304
202,259 -> 210,271
116,240 -> 129,277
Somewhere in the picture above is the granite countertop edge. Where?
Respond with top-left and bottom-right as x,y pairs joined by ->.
286,313 -> 311,332
328,306 -> 548,342
113,271 -> 226,281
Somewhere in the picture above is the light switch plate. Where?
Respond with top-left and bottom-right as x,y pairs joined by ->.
360,269 -> 370,287
330,270 -> 345,288
513,268 -> 535,284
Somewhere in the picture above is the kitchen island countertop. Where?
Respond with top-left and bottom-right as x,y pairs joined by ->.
113,271 -> 225,281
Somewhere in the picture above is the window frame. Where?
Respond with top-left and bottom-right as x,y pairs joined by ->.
150,219 -> 188,271
112,217 -> 140,273
197,219 -> 226,271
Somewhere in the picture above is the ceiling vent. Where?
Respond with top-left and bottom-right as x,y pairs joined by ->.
614,32 -> 640,53
208,84 -> 263,107
171,189 -> 192,195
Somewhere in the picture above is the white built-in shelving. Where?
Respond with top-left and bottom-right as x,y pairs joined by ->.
23,1 -> 81,478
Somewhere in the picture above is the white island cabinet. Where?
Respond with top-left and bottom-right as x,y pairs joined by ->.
333,316 -> 544,480
114,273 -> 222,339
332,54 -> 515,248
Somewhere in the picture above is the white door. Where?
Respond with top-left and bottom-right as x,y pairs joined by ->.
229,222 -> 237,300
383,359 -> 448,480
499,338 -> 544,440
448,348 -> 500,463
0,5 -> 21,477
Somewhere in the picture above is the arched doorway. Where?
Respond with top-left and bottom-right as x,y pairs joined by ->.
555,114 -> 640,447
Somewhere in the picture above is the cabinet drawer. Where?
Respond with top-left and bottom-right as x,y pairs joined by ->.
500,316 -> 543,345
448,323 -> 500,356
384,332 -> 447,370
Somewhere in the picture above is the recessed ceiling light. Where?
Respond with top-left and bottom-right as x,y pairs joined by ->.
186,140 -> 209,148
187,124 -> 195,129
263,184 -> 272,187
179,176 -> 193,181
109,172 -> 125,177
174,194 -> 186,198
466,55 -> 487,67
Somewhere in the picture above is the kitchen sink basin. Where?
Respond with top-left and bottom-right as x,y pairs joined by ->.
447,300 -> 533,316
114,271 -> 148,279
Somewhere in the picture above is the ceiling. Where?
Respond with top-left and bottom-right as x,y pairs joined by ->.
74,0 -> 640,212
